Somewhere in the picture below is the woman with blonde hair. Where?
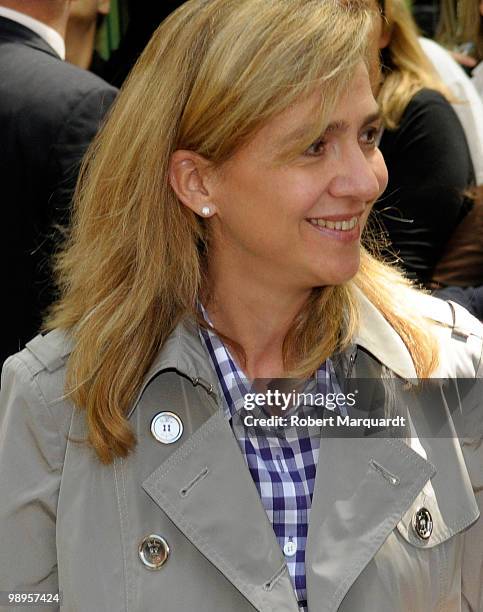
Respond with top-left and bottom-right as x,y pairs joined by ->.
0,0 -> 482,610
374,0 -> 476,287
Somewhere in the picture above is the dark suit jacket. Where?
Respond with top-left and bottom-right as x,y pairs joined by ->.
0,16 -> 117,364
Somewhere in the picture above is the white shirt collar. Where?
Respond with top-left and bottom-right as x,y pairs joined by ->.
0,6 -> 65,59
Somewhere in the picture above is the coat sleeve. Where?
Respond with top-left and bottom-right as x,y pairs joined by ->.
0,356 -> 65,611
461,339 -> 483,612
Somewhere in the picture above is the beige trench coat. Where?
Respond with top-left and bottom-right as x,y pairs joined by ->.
0,290 -> 482,612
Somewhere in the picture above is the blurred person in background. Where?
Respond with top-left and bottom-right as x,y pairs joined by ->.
418,35 -> 483,186
437,0 -> 483,97
374,0 -> 475,289
378,0 -> 483,316
65,0 -> 111,73
0,0 -> 117,365
418,16 -> 483,307
423,31 -> 483,310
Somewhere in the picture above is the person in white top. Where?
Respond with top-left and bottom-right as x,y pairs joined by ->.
419,36 -> 483,185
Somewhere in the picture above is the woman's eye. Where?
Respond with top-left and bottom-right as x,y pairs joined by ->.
361,126 -> 382,147
304,138 -> 326,156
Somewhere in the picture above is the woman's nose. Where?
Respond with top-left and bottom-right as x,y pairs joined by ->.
328,148 -> 388,203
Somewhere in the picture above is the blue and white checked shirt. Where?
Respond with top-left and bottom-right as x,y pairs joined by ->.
199,315 -> 345,610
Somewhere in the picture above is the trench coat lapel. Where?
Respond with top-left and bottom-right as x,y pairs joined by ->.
140,370 -> 299,612
305,434 -> 435,611
304,338 -> 435,611
133,320 -> 298,611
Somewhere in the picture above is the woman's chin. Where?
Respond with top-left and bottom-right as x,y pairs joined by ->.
310,259 -> 361,288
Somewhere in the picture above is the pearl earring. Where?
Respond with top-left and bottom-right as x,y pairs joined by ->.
201,206 -> 212,217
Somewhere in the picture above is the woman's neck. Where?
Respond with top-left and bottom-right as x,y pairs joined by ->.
204,277 -> 311,380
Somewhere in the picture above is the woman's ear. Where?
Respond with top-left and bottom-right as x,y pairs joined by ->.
169,150 -> 218,218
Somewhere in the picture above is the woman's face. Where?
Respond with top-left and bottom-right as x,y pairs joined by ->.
207,62 -> 388,291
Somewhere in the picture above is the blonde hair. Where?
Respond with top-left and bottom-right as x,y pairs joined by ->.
378,0 -> 452,129
47,0 -> 439,464
437,0 -> 483,61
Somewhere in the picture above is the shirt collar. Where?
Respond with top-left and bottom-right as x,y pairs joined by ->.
198,304 -> 333,420
0,6 -> 65,59
198,304 -> 248,418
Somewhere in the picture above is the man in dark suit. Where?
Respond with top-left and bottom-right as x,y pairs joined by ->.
0,0 -> 118,364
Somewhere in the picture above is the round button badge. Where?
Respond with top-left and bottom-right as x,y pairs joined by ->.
151,412 -> 183,444
139,534 -> 170,570
412,507 -> 433,540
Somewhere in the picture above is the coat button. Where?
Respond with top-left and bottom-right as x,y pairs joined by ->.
412,507 -> 433,540
139,535 -> 170,570
151,412 -> 183,444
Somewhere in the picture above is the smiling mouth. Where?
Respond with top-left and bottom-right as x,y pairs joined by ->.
307,216 -> 359,231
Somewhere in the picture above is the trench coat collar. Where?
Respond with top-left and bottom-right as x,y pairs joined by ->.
351,286 -> 418,380
128,318 -> 220,418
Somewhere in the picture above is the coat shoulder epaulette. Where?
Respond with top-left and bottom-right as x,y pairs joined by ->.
417,294 -> 483,343
23,329 -> 73,377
